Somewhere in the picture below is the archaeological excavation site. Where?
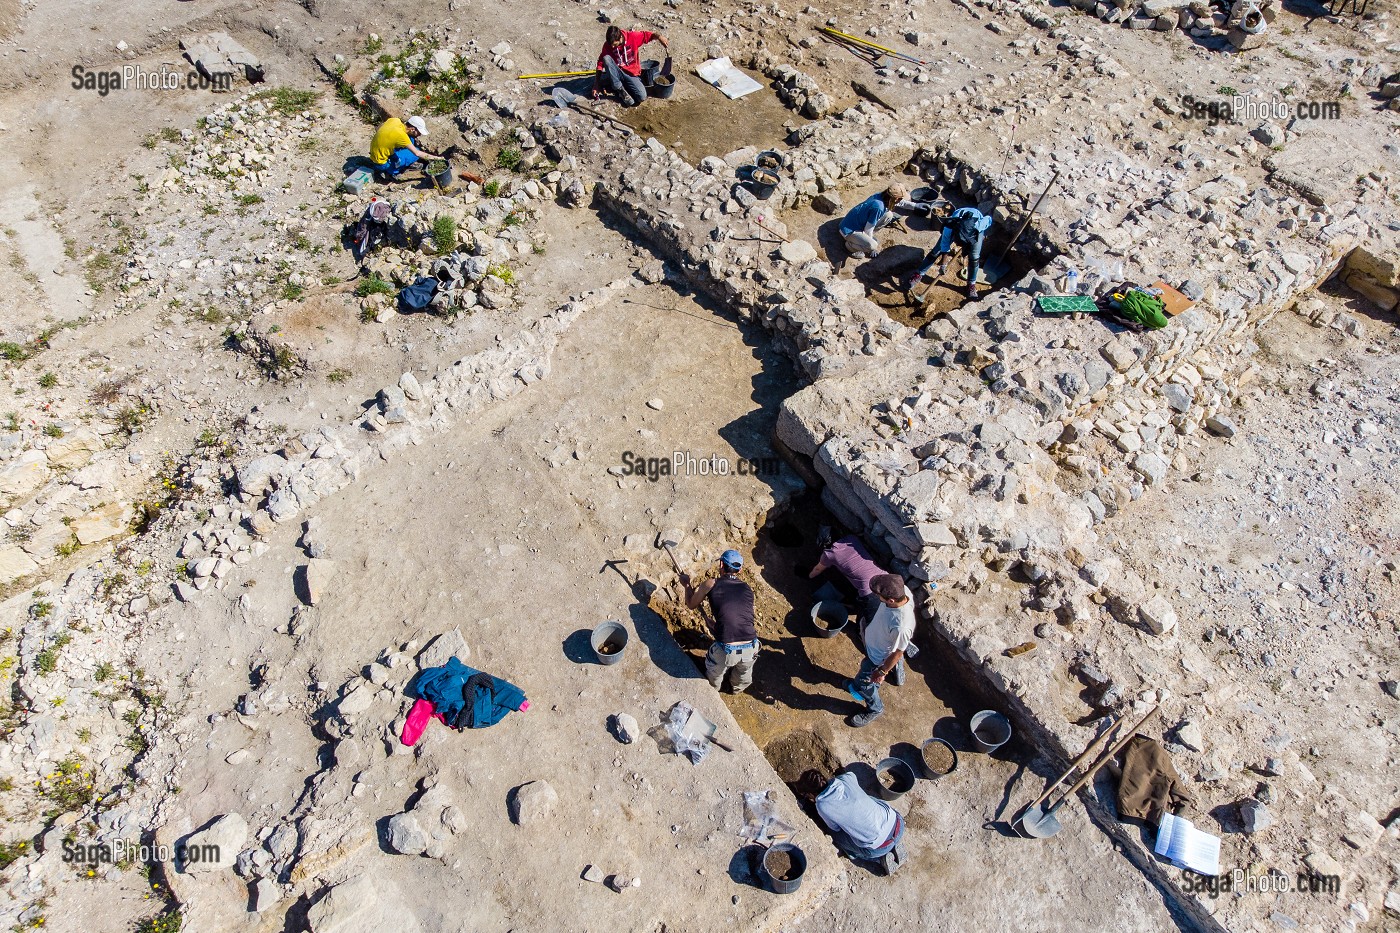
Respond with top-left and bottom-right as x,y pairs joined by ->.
0,0 -> 1397,930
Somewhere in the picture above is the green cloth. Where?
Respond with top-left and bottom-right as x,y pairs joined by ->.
1118,290 -> 1169,330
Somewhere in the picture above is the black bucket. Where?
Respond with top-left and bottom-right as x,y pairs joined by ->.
745,166 -> 779,199
875,757 -> 916,801
650,74 -> 676,99
429,160 -> 453,190
760,843 -> 806,894
641,59 -> 661,86
810,600 -> 850,638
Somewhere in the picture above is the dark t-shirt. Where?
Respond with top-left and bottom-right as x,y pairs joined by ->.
707,575 -> 756,644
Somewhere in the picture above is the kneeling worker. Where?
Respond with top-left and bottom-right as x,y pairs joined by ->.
369,115 -> 444,181
838,184 -> 908,260
905,205 -> 992,299
683,550 -> 758,694
796,768 -> 906,875
593,25 -> 668,107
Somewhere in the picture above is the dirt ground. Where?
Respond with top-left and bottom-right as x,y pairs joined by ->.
0,0 -> 1396,930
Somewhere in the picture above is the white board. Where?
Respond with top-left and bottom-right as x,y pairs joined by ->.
695,56 -> 764,100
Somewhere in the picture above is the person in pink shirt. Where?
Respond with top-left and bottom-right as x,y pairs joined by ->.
592,25 -> 668,107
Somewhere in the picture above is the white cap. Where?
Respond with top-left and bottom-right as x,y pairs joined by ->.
406,116 -> 427,137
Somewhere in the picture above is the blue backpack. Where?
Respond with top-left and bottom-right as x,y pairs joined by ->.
398,276 -> 438,312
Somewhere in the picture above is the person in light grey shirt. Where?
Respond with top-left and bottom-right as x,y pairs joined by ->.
796,769 -> 906,874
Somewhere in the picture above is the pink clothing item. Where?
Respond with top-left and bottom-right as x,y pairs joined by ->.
824,537 -> 885,597
400,698 -> 447,746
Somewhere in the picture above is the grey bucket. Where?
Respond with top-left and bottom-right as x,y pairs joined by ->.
810,600 -> 849,638
760,842 -> 806,894
875,757 -> 916,801
918,738 -> 958,779
969,710 -> 1012,753
590,620 -> 629,665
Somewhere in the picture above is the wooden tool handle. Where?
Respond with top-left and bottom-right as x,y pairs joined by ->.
1044,703 -> 1159,814
1023,715 -> 1124,813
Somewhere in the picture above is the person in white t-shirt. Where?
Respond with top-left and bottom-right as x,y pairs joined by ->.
843,574 -> 915,728
795,768 -> 906,875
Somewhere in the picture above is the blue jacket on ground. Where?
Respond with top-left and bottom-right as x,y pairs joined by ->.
416,656 -> 526,729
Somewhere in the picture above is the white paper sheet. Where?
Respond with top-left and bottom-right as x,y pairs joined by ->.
1154,813 -> 1221,876
695,56 -> 764,100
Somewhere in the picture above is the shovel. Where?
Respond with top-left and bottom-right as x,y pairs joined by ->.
1015,703 -> 1159,839
981,170 -> 1060,286
550,87 -> 633,131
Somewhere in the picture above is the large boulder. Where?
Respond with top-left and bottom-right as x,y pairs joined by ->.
180,813 -> 247,873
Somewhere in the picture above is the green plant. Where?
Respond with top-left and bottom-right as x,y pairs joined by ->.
94,662 -> 114,683
362,34 -> 384,54
236,194 -> 263,208
496,145 -> 523,171
353,274 -> 393,298
37,373 -> 57,389
4,412 -> 19,431
327,368 -> 352,384
486,264 -> 515,286
34,634 -> 71,676
253,87 -> 319,116
29,600 -> 52,620
431,214 -> 457,251
425,159 -> 447,177
116,404 -> 152,436
280,282 -> 304,301
54,536 -> 80,558
482,179 -> 501,198
1217,85 -> 1236,96
0,342 -> 27,362
0,839 -> 28,870
43,424 -> 64,438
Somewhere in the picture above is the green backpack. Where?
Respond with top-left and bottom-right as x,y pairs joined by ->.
1118,290 -> 1169,330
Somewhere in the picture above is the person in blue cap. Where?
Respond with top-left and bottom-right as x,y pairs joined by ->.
904,205 -> 992,300
682,549 -> 759,694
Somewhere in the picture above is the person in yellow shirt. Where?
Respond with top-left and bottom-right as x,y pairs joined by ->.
369,115 -> 444,181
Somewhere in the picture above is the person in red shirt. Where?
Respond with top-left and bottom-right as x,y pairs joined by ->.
592,25 -> 668,107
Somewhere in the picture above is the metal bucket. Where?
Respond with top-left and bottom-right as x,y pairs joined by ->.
590,620 -> 629,665
875,758 -> 916,801
969,710 -> 1012,753
809,600 -> 849,638
918,738 -> 958,779
650,74 -> 676,99
760,843 -> 806,894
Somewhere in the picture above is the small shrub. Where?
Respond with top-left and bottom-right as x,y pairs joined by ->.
236,194 -> 263,208
0,342 -> 28,362
280,282 -> 304,302
94,662 -> 114,683
486,264 -> 515,286
43,424 -> 64,438
496,146 -> 523,171
327,368 -> 352,384
254,87 -> 319,116
482,179 -> 501,198
353,274 -> 393,298
38,373 -> 57,389
431,214 -> 457,251
55,536 -> 80,558
29,600 -> 52,620
0,839 -> 29,870
135,909 -> 183,933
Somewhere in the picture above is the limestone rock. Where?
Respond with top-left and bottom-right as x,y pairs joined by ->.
72,502 -> 132,545
299,558 -> 337,605
181,813 -> 247,873
45,428 -> 104,470
386,812 -> 429,855
613,712 -> 639,743
779,239 -> 818,264
1138,595 -> 1178,635
508,780 -> 558,825
1204,415 -> 1237,438
1239,798 -> 1273,833
812,191 -> 843,214
0,546 -> 38,586
417,628 -> 469,669
0,450 -> 49,503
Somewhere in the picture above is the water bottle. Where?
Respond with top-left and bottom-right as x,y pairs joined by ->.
1065,269 -> 1079,295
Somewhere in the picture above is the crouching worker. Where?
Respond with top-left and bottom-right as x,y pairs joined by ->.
905,205 -> 992,299
593,25 -> 668,107
369,115 -> 444,181
838,184 -> 908,260
796,768 -> 907,875
683,549 -> 758,694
